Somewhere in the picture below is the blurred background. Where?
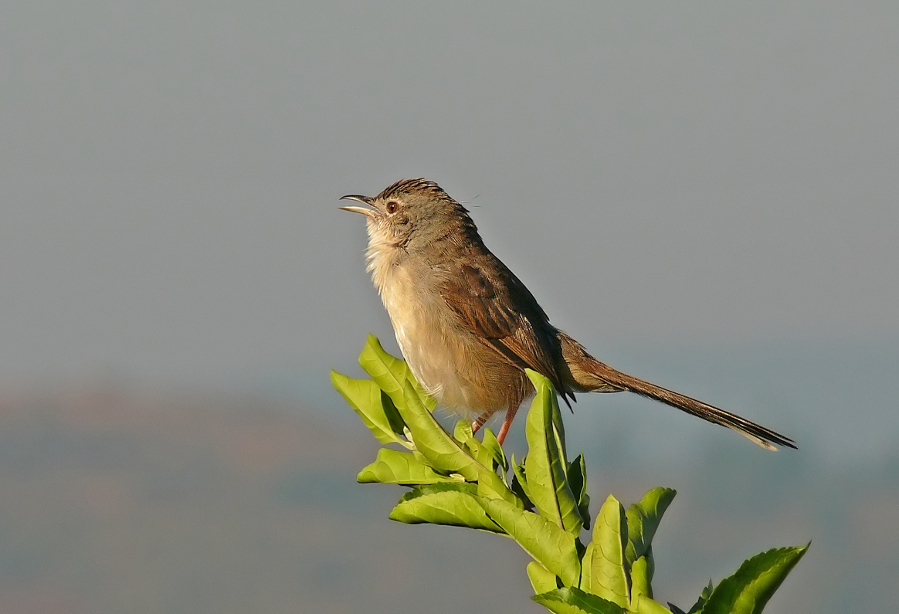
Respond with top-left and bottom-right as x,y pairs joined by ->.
2,1 -> 897,612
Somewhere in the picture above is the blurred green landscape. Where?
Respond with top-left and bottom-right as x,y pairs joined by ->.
0,340 -> 896,613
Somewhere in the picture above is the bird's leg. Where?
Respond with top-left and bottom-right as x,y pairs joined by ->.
472,404 -> 521,445
471,412 -> 490,435
495,404 -> 521,445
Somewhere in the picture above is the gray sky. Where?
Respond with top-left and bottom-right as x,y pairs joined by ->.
3,1 -> 897,392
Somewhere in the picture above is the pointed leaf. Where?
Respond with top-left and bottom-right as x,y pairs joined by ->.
478,496 -> 581,587
580,495 -> 630,608
389,483 -> 503,532
697,545 -> 808,614
454,420 -> 474,443
480,427 -> 508,472
568,454 -> 591,530
359,335 -> 435,412
532,587 -> 627,614
626,487 -> 676,566
528,561 -> 560,595
625,487 -> 675,601
630,554 -> 654,601
457,423 -> 505,473
684,581 -> 714,614
671,579 -> 712,614
358,335 -> 409,406
397,381 -> 480,480
357,448 -> 460,484
511,455 -> 534,509
395,383 -> 521,507
463,430 -> 521,507
330,371 -> 406,445
524,370 -> 584,535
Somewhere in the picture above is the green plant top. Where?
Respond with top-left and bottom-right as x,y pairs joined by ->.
332,335 -> 807,614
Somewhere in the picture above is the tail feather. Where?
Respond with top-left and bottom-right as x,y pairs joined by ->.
557,331 -> 796,451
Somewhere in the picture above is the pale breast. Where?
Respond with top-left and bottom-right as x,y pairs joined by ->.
369,250 -> 509,416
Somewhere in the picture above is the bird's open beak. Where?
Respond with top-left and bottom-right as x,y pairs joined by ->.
339,194 -> 377,216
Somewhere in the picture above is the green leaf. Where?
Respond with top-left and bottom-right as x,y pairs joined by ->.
672,580 -> 713,614
532,587 -> 627,614
389,483 -> 503,533
626,487 -> 675,599
464,433 -> 521,507
480,427 -> 508,472
631,593 -> 673,614
568,454 -> 591,530
630,555 -> 654,603
457,423 -> 506,474
454,420 -> 474,443
524,370 -> 584,535
330,371 -> 406,445
696,545 -> 808,614
511,455 -> 534,509
396,381 -> 480,480
625,487 -> 676,565
580,495 -> 630,609
357,448 -> 460,484
694,581 -> 714,614
476,467 -> 522,508
358,334 -> 435,412
687,581 -> 715,614
528,561 -> 560,594
394,382 -> 521,507
358,334 -> 410,402
478,496 -> 581,588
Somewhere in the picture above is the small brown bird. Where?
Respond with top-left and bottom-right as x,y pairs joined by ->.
341,178 -> 795,450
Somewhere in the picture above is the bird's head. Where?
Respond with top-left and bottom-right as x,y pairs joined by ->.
340,178 -> 477,253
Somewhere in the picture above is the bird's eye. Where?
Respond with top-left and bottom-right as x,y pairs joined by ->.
386,201 -> 398,213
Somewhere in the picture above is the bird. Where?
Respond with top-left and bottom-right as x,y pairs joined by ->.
341,178 -> 796,450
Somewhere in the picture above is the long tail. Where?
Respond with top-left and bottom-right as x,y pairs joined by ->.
558,331 -> 796,451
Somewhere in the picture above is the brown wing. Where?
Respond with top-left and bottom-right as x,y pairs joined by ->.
438,253 -> 572,399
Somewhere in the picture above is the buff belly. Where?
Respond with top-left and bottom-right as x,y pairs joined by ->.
375,264 -> 517,417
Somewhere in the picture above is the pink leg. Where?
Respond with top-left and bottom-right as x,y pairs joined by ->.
495,404 -> 521,445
